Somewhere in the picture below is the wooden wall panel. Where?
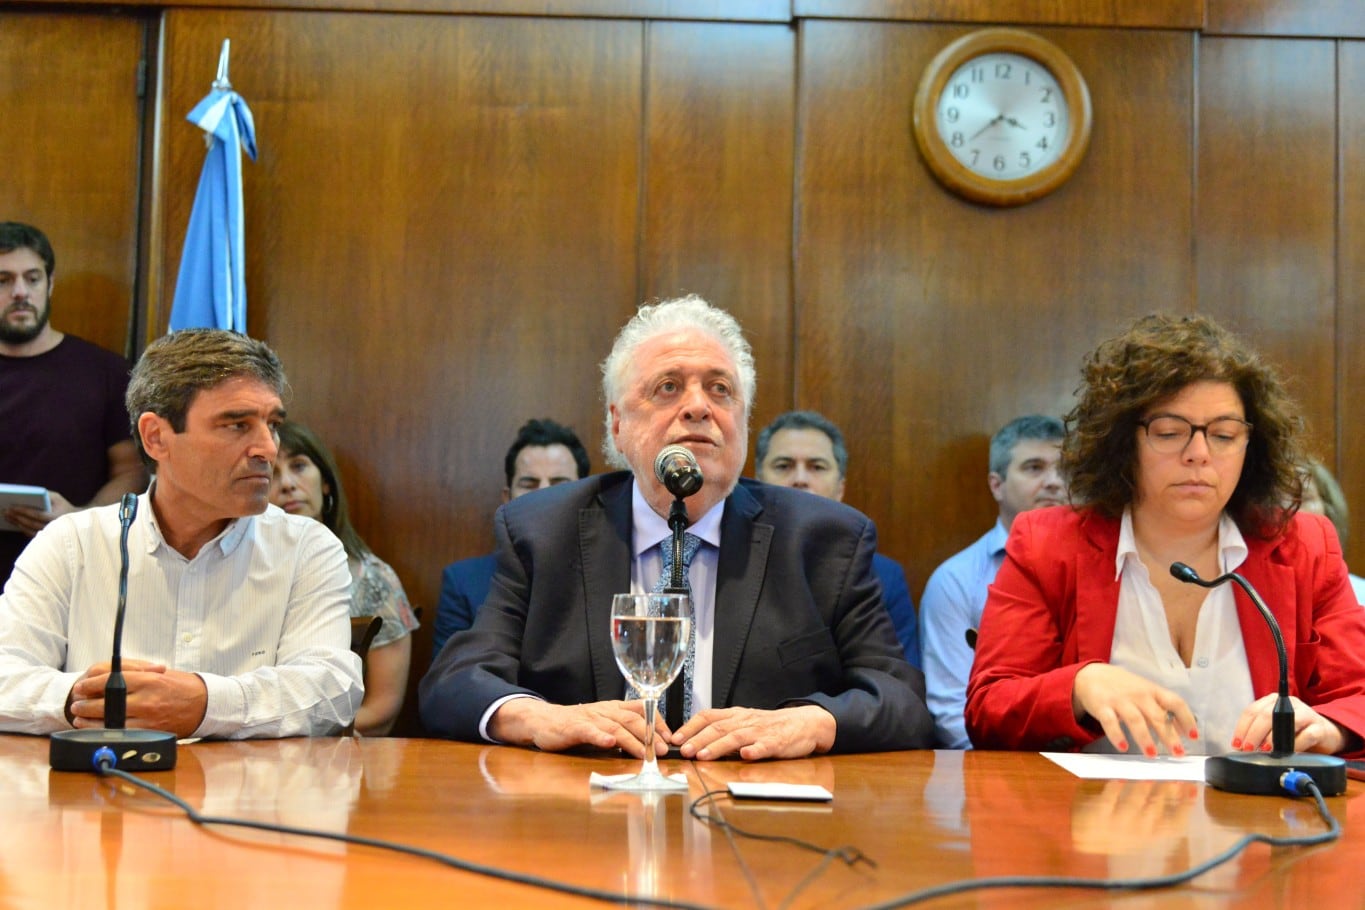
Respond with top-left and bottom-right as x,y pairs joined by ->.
2,12 -> 146,359
1195,38 -> 1337,462
1339,41 -> 1365,570
19,0 -> 789,21
796,21 -> 1194,592
159,12 -> 645,731
794,0 -> 1202,29
1208,0 -> 1365,39
640,21 -> 796,449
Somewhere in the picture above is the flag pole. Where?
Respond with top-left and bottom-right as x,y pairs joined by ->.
213,39 -> 232,91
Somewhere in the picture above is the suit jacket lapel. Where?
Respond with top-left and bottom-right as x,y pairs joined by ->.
580,477 -> 634,699
711,484 -> 771,708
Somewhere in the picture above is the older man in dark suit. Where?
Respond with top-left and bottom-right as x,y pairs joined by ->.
420,295 -> 932,760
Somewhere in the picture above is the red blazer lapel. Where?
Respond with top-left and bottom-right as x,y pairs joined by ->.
1075,511 -> 1122,664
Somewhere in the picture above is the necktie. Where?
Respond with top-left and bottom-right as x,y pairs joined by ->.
655,532 -> 701,729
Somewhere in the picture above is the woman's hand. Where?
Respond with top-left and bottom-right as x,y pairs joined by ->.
1231,694 -> 1349,755
1072,663 -> 1200,757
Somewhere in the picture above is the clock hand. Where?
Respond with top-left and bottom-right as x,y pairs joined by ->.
1003,116 -> 1029,130
969,113 -> 1006,140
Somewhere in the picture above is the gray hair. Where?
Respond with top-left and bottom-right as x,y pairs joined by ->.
600,294 -> 755,469
988,414 -> 1065,477
755,410 -> 848,477
127,329 -> 288,469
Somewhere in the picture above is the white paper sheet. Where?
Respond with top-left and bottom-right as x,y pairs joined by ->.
1043,751 -> 1209,782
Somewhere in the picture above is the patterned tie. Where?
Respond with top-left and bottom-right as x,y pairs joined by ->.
654,532 -> 701,729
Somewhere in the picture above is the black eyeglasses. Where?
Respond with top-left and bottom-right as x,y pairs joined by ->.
1138,415 -> 1253,455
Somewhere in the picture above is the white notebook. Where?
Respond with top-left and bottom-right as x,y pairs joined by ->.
0,483 -> 51,532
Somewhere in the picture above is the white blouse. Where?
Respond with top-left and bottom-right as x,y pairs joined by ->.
1093,508 -> 1255,756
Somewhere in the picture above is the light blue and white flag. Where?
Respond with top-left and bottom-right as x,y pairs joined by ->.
169,41 -> 257,333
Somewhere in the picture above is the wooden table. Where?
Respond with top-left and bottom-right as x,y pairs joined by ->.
1,735 -> 1360,909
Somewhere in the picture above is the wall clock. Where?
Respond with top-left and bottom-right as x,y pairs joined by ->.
912,28 -> 1092,206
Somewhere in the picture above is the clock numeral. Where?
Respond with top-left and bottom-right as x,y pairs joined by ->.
1036,136 -> 1049,150
969,149 -> 980,167
993,154 -> 1006,172
994,62 -> 1012,79
945,106 -> 960,124
1042,111 -> 1056,128
1018,151 -> 1032,169
952,83 -> 969,99
1039,87 -> 1054,103
1024,70 -> 1032,86
970,66 -> 985,83
950,131 -> 965,148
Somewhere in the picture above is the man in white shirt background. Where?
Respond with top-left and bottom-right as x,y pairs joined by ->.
0,329 -> 362,739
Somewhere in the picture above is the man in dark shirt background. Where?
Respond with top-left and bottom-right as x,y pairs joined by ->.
0,222 -> 147,583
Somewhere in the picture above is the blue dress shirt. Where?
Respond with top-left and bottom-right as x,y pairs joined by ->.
918,520 -> 1008,748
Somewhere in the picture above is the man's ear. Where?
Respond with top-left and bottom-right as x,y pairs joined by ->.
138,412 -> 171,463
987,472 -> 1006,504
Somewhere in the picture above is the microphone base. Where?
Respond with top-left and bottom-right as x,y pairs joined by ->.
1205,751 -> 1346,796
50,728 -> 177,773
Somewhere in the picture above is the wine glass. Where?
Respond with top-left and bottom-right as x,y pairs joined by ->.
606,592 -> 692,791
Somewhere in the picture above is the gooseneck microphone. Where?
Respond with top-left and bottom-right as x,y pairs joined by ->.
103,492 -> 138,728
1169,562 -> 1345,795
50,493 -> 177,772
654,444 -> 704,500
655,447 -> 703,732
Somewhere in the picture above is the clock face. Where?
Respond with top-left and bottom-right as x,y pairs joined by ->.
934,52 -> 1069,182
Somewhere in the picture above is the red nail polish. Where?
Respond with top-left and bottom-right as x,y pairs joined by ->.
1144,745 -> 1157,758
1261,742 -> 1272,752
1230,737 -> 1240,749
1189,729 -> 1199,740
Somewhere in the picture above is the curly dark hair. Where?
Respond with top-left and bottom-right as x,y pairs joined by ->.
1063,313 -> 1305,538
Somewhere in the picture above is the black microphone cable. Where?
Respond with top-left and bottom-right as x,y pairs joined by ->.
91,748 -> 1342,910
855,771 -> 1340,909
92,750 -> 723,910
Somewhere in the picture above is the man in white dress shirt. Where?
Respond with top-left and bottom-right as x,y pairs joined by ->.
0,329 -> 362,738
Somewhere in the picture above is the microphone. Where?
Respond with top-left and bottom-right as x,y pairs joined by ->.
104,492 -> 138,728
50,493 -> 177,773
653,444 -> 704,499
1169,562 -> 1345,795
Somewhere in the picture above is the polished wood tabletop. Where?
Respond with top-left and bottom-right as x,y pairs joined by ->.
1,734 -> 1360,909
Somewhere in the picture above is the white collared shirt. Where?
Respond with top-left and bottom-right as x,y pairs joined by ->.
0,490 -> 363,738
1101,508 -> 1254,755
629,479 -> 724,715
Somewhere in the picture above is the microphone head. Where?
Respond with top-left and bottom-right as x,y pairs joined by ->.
653,445 -> 704,499
1170,562 -> 1202,584
119,492 -> 138,525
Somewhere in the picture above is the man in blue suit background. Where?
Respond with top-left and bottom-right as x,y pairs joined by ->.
430,418 -> 590,662
754,410 -> 921,669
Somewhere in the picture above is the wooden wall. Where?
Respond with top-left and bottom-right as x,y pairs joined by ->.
9,1 -> 1365,735
2,11 -> 150,359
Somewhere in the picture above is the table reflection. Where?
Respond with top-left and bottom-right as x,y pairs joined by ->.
5,736 -> 365,910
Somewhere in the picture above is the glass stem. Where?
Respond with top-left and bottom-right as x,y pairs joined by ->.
639,696 -> 661,778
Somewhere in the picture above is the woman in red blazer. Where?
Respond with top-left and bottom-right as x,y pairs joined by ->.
966,314 -> 1365,759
